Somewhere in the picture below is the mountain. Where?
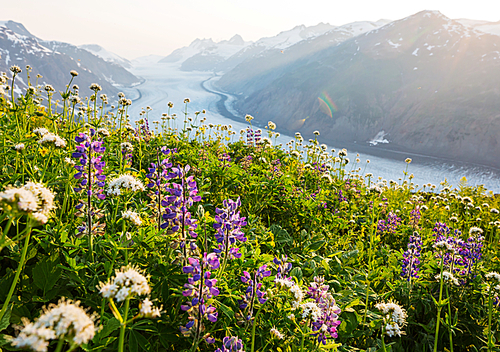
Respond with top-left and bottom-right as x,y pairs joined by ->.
158,34 -> 252,71
0,21 -> 141,96
79,44 -> 132,69
216,20 -> 390,95
216,10 -> 500,168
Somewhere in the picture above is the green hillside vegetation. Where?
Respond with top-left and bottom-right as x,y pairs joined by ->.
1,66 -> 500,352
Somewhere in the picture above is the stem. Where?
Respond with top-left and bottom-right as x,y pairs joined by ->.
118,298 -> 130,352
250,305 -> 264,352
381,329 -> 387,352
0,225 -> 31,323
446,285 -> 453,352
0,217 -> 14,250
87,143 -> 94,263
54,338 -> 65,352
488,285 -> 494,352
433,256 -> 445,352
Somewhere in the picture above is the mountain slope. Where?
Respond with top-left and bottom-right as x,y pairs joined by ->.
0,21 -> 141,96
223,10 -> 500,167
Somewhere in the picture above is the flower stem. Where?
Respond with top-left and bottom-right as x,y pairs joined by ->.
433,256 -> 445,352
381,329 -> 387,352
0,224 -> 31,323
250,305 -> 264,352
54,338 -> 65,352
488,284 -> 494,352
118,298 -> 130,352
446,285 -> 453,352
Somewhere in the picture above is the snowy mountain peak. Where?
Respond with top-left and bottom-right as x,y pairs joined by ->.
0,20 -> 38,39
79,44 -> 132,69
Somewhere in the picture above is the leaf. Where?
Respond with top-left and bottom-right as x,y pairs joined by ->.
307,240 -> 325,251
32,255 -> 62,294
218,302 -> 235,318
96,318 -> 121,340
290,267 -> 303,281
270,224 -> 292,246
0,305 -> 11,332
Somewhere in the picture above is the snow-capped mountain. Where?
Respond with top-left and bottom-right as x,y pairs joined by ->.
455,18 -> 500,36
158,34 -> 252,71
79,44 -> 132,69
216,19 -> 391,93
0,21 -> 141,96
219,10 -> 500,167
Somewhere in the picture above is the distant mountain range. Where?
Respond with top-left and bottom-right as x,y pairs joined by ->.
0,20 -> 141,97
155,11 -> 500,167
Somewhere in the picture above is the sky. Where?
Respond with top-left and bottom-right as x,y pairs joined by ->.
1,0 -> 499,60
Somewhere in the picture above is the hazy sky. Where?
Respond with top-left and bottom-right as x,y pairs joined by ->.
1,0 -> 499,59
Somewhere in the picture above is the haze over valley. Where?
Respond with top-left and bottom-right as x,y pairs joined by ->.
2,10 -> 500,190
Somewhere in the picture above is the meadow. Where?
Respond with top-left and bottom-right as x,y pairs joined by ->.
0,65 -> 499,352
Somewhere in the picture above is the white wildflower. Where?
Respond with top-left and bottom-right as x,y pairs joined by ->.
99,266 -> 151,301
37,132 -> 67,148
15,143 -> 25,151
486,272 -> 500,283
270,327 -> 284,339
122,210 -> 142,226
139,298 -> 161,318
376,301 -> 407,337
120,142 -> 133,152
107,174 -> 145,196
33,128 -> 49,136
300,302 -> 322,321
435,271 -> 459,286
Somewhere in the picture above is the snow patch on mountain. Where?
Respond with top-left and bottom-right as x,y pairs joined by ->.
80,44 -> 132,68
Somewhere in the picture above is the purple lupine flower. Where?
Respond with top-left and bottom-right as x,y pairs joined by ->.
161,164 -> 201,236
215,336 -> 245,352
213,197 -> 247,260
401,232 -> 422,281
409,206 -> 421,229
246,128 -> 254,147
273,255 -> 293,280
254,129 -> 262,145
72,128 -> 106,237
146,147 -> 175,232
337,190 -> 348,203
239,264 -> 271,321
180,253 -> 220,340
377,211 -> 401,235
307,276 -> 342,345
219,152 -> 232,169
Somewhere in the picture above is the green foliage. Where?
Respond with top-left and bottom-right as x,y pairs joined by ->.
0,70 -> 499,352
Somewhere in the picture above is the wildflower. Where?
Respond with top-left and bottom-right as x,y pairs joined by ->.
376,301 -> 407,337
213,197 -> 247,259
239,265 -> 271,320
268,121 -> 276,130
401,232 -> 422,281
37,132 -> 67,148
184,98 -> 190,103
69,95 -> 81,104
99,265 -> 150,301
97,128 -> 110,137
139,298 -> 161,318
33,128 -> 49,136
215,336 -> 245,352
65,157 -> 75,166
433,240 -> 454,252
270,327 -> 284,339
122,210 -> 142,226
405,158 -> 412,163
70,70 -> 78,77
15,143 -> 25,151
107,174 -> 145,196
89,83 -> 102,92
12,299 -> 96,352
469,227 -> 483,235
44,84 -> 55,93
10,65 -> 22,74
245,114 -> 254,123
435,271 -> 459,286
300,302 -> 323,321
313,130 -> 320,136
486,272 -> 500,283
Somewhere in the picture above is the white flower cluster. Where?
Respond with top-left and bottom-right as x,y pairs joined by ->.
97,128 -> 110,137
15,143 -> 25,151
120,142 -> 133,152
300,302 -> 322,321
65,157 -> 76,166
34,128 -> 66,148
270,327 -> 284,339
275,278 -> 304,309
486,272 -> 500,283
433,240 -> 454,252
11,300 -> 96,352
122,210 -> 142,226
0,182 -> 55,223
107,174 -> 145,196
435,271 -> 459,286
469,226 -> 483,235
375,301 -> 407,337
139,298 -> 161,318
99,266 -> 151,302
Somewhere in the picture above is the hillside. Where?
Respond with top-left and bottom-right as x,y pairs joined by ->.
216,11 -> 500,168
0,21 -> 141,96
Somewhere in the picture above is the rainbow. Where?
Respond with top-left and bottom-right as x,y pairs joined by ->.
317,91 -> 338,118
